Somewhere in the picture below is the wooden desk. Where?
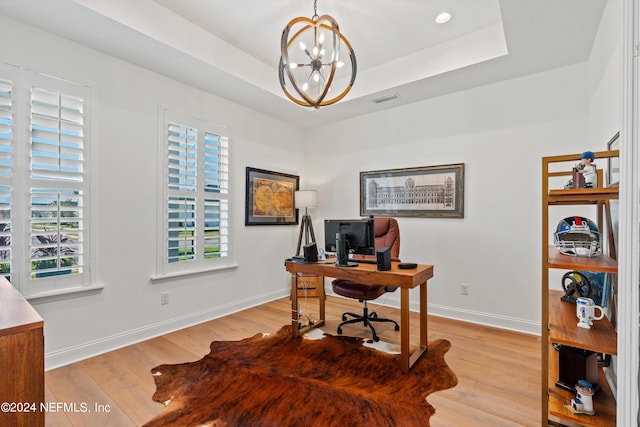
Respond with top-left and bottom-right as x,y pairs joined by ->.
0,277 -> 45,427
284,260 -> 434,373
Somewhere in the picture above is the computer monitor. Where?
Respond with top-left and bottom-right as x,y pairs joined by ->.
324,218 -> 375,256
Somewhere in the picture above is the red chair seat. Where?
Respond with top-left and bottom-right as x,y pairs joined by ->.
332,279 -> 386,300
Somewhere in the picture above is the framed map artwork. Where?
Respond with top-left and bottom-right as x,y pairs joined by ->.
245,167 -> 299,225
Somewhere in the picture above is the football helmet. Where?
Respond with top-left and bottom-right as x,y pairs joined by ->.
554,216 -> 602,257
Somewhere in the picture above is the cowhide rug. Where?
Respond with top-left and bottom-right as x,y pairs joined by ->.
144,325 -> 457,427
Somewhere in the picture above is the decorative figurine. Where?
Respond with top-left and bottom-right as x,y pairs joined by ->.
565,380 -> 595,415
561,271 -> 592,303
577,151 -> 597,188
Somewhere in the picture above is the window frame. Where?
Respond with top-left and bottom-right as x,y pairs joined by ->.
156,107 -> 233,279
0,63 -> 96,299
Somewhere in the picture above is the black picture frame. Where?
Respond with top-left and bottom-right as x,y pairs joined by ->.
245,167 -> 299,226
360,163 -> 465,218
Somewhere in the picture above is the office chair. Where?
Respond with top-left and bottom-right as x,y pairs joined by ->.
331,217 -> 400,342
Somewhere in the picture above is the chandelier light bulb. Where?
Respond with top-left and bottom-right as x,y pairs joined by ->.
313,73 -> 320,82
289,63 -> 298,69
299,41 -> 306,51
313,46 -> 319,56
302,82 -> 309,91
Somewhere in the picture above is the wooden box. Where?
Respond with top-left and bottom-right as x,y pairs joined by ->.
292,274 -> 324,298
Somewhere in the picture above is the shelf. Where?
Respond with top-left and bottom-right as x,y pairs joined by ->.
548,187 -> 619,205
548,290 -> 617,355
542,150 -> 619,426
548,246 -> 617,273
548,343 -> 616,427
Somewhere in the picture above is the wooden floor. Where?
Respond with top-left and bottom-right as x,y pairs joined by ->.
44,295 -> 541,426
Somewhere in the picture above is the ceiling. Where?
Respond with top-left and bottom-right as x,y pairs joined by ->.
0,0 -> 607,128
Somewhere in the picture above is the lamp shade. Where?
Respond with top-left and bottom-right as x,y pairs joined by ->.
295,190 -> 317,209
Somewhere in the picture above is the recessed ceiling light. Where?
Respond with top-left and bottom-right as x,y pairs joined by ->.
435,11 -> 452,24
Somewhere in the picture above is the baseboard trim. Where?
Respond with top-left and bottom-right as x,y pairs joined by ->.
44,289 -> 288,370
330,290 -> 540,336
427,303 -> 541,336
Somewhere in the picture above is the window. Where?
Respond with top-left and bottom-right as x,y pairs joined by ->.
159,109 -> 230,276
0,64 -> 92,297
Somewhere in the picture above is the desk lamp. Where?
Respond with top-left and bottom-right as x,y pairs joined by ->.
295,190 -> 317,256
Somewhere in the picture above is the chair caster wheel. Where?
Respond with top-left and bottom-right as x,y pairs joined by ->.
342,315 -> 347,321
373,335 -> 380,342
394,325 -> 400,331
337,327 -> 343,335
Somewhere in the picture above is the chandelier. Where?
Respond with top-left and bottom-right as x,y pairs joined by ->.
278,0 -> 357,109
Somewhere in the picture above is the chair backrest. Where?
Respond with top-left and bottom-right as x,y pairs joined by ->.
373,217 -> 400,259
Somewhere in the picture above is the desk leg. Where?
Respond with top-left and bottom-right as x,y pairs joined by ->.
420,281 -> 428,348
400,281 -> 429,373
291,274 -> 300,337
290,275 -> 326,338
400,287 -> 410,373
319,278 -> 326,325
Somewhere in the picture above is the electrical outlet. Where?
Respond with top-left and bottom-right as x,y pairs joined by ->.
161,292 -> 169,305
460,284 -> 469,296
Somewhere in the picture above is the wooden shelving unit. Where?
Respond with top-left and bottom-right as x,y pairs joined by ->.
542,150 -> 619,427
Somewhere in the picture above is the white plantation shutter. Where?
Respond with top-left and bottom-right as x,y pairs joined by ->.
161,110 -> 231,274
29,84 -> 86,285
168,123 -> 197,192
0,78 -> 12,280
0,78 -> 12,178
167,196 -> 196,263
203,131 -> 228,259
203,131 -> 228,193
203,198 -> 228,259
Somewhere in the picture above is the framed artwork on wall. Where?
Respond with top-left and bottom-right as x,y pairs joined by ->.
245,167 -> 299,225
360,163 -> 465,218
606,131 -> 620,187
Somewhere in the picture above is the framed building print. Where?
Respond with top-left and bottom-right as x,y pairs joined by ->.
245,167 -> 299,225
360,163 -> 465,218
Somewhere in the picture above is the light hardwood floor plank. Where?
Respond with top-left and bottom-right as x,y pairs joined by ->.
45,295 -> 541,426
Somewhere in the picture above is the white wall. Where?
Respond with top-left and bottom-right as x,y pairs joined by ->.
305,64 -> 590,333
0,15 -> 306,369
588,0 -> 623,145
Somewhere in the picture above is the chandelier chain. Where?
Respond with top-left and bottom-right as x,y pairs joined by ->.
313,0 -> 318,19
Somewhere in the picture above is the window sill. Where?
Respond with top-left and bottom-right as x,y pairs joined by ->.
150,263 -> 238,282
26,283 -> 105,303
